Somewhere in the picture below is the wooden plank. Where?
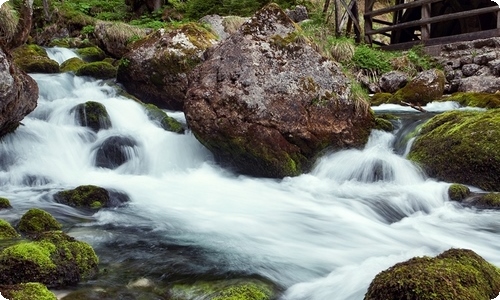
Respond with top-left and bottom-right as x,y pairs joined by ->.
339,0 -> 362,35
373,18 -> 393,26
381,28 -> 500,50
366,6 -> 500,35
363,0 -> 375,44
364,0 -> 442,17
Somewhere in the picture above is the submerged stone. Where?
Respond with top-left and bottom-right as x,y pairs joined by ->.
93,136 -> 138,169
0,197 -> 12,210
54,185 -> 129,209
75,61 -> 117,79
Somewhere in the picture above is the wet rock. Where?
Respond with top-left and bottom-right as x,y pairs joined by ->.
0,48 -> 38,138
117,23 -> 217,110
60,57 -> 85,73
94,136 -> 138,169
184,4 -> 375,178
0,282 -> 57,300
365,248 -> 500,300
0,197 -> 12,210
0,219 -> 19,239
54,185 -> 129,209
408,109 -> 500,191
93,21 -> 148,59
448,183 -> 470,201
75,47 -> 106,63
72,101 -> 112,132
143,103 -> 184,133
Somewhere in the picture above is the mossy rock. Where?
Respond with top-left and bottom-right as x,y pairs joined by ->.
17,209 -> 62,234
442,92 -> 500,109
370,92 -> 393,106
53,185 -> 109,209
448,183 -> 470,201
408,109 -> 500,191
75,47 -> 106,62
75,61 -> 117,79
0,197 -> 12,209
0,282 -> 57,300
470,193 -> 500,209
374,116 -> 394,132
143,104 -> 184,134
14,57 -> 60,73
364,248 -> 500,300
169,278 -> 275,300
0,231 -> 98,287
12,44 -> 60,74
72,101 -> 112,132
0,219 -> 20,239
60,57 -> 86,73
389,69 -> 445,105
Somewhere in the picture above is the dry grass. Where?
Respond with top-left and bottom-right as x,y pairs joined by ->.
95,21 -> 148,45
222,16 -> 248,35
0,2 -> 19,45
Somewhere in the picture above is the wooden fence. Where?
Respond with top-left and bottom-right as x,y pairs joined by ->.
364,0 -> 500,50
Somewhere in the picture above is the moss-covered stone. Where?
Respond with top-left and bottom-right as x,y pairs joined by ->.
12,44 -> 59,74
370,92 -> 392,106
448,183 -> 470,201
364,248 -> 500,300
143,104 -> 184,133
472,193 -> 500,208
169,278 -> 275,300
53,185 -> 109,209
75,61 -> 117,79
0,197 -> 12,209
72,101 -> 112,132
0,219 -> 20,239
17,209 -> 62,234
390,69 -> 445,105
60,57 -> 86,73
408,109 -> 500,191
442,92 -> 500,109
374,117 -> 394,132
1,282 -> 57,300
75,47 -> 106,62
0,231 -> 99,287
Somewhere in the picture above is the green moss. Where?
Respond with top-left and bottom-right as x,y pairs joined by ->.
54,185 -> 109,209
34,231 -> 99,280
408,109 -> 500,191
448,184 -> 470,201
0,241 -> 57,272
143,104 -> 184,134
443,92 -> 500,109
170,279 -> 274,300
76,47 -> 106,62
48,38 -> 71,48
75,61 -> 117,79
364,248 -> 500,300
370,93 -> 392,106
374,117 -> 394,132
17,209 -> 62,234
0,219 -> 20,239
0,197 -> 12,209
2,282 -> 57,300
72,101 -> 112,132
12,44 -> 59,73
60,57 -> 86,73
474,193 -> 500,208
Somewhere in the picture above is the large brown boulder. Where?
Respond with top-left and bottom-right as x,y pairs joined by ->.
0,48 -> 38,137
117,23 -> 217,110
184,4 -> 375,178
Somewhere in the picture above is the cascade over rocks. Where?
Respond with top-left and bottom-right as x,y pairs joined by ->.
0,49 -> 38,138
117,23 -> 217,110
184,4 -> 375,178
93,135 -> 138,169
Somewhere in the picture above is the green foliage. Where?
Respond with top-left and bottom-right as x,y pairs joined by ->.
58,0 -> 130,21
183,0 -> 297,19
352,44 -> 393,75
81,25 -> 95,34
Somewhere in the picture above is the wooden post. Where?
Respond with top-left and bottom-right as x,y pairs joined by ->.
335,0 -> 342,37
497,9 -> 500,29
421,2 -> 431,40
364,0 -> 375,44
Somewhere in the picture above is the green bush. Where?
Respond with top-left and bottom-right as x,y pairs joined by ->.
351,44 -> 393,75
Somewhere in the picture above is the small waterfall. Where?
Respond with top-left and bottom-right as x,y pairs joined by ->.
0,63 -> 498,300
45,46 -> 79,65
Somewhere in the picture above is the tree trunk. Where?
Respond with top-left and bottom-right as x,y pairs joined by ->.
6,0 -> 34,50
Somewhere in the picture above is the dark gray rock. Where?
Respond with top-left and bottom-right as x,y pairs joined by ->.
378,71 -> 408,93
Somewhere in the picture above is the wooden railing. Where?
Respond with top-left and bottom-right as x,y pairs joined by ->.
364,0 -> 500,49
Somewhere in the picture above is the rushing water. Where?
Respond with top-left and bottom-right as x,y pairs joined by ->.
0,48 -> 499,299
